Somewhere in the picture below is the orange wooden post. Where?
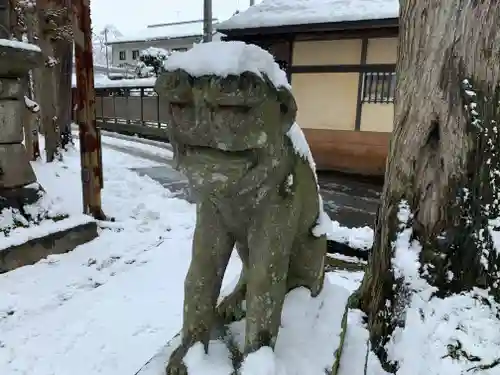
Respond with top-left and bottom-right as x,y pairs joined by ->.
72,0 -> 106,220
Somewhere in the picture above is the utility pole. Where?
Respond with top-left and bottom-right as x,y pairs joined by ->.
72,0 -> 106,220
104,26 -> 110,77
203,0 -> 212,42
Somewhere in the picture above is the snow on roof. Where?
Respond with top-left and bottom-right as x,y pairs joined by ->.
163,41 -> 290,90
108,19 -> 219,45
217,0 -> 399,31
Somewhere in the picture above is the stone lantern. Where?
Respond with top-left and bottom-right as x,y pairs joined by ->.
0,0 -> 43,211
0,0 -> 98,274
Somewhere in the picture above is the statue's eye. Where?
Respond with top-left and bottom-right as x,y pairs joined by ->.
218,104 -> 252,113
170,101 -> 190,109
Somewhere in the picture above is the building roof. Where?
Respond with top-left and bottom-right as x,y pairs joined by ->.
217,0 -> 399,32
108,19 -> 219,45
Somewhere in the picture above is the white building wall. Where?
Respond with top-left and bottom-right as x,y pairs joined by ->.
110,36 -> 200,67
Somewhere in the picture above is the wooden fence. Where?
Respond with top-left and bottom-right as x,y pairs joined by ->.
76,85 -> 170,141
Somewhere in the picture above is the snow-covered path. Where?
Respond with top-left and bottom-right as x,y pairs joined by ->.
0,144 -> 242,375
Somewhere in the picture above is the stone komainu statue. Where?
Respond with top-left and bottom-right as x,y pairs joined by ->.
155,42 -> 327,375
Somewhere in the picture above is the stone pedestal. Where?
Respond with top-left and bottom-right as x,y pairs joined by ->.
0,41 -> 43,208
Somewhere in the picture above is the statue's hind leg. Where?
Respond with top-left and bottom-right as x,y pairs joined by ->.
217,241 -> 250,322
244,195 -> 298,355
287,233 -> 327,297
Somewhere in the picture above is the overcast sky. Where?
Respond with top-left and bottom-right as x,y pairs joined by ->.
90,0 -> 262,35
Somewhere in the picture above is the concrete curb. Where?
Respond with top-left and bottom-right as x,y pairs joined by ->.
1,220 -> 98,273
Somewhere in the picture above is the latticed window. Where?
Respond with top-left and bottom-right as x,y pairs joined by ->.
362,72 -> 396,103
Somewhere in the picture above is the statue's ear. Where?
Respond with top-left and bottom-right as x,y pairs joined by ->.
154,69 -> 192,101
277,88 -> 297,132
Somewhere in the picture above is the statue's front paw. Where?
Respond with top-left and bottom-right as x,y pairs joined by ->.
165,346 -> 189,375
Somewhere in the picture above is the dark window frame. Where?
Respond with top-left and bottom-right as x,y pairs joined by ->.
119,51 -> 126,60
132,50 -> 140,60
361,71 -> 396,104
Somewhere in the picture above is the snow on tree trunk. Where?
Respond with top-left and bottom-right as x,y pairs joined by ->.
22,94 -> 38,159
356,0 -> 500,368
24,2 -> 41,160
36,0 -> 65,162
56,37 -> 73,148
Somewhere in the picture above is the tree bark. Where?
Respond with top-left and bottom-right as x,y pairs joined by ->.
72,0 -> 105,220
54,0 -> 73,148
56,38 -> 73,148
357,0 -> 500,367
24,6 -> 41,160
8,0 -> 21,39
36,0 -> 61,162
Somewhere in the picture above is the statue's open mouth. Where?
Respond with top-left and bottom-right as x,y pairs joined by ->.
184,144 -> 257,158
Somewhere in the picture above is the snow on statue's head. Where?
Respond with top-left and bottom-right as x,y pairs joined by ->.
154,41 -> 297,153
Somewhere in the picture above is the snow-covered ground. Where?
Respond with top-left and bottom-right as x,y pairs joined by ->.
0,139 -> 373,375
0,143 -> 238,374
4,134 -> 494,375
328,221 -> 373,250
387,201 -> 500,375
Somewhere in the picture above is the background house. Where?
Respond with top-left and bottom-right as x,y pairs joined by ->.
217,0 -> 399,177
106,19 -> 222,68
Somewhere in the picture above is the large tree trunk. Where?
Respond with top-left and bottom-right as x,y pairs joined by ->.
8,0 -> 22,39
357,0 -> 500,368
55,0 -> 73,149
36,0 -> 61,162
25,7 -> 41,160
57,38 -> 73,148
